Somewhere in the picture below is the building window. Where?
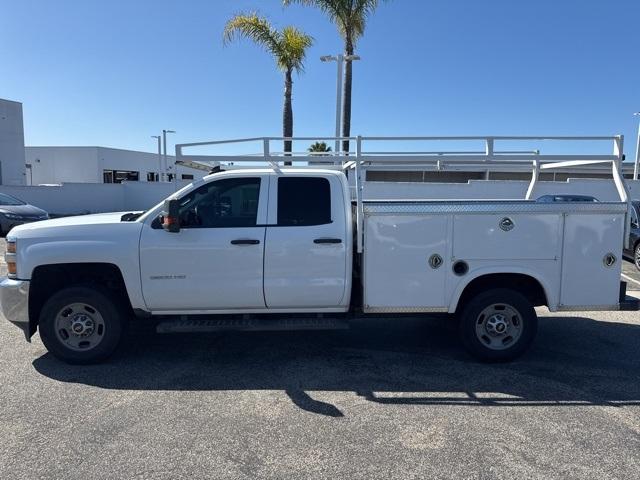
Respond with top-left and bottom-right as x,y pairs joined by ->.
167,173 -> 175,181
147,172 -> 159,182
103,170 -> 139,184
181,174 -> 194,180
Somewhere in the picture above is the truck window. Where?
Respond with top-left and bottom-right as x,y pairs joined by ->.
278,177 -> 331,226
178,177 -> 260,228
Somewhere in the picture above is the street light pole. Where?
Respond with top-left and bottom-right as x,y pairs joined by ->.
634,113 -> 640,181
321,54 -> 360,155
151,135 -> 161,181
162,129 -> 176,182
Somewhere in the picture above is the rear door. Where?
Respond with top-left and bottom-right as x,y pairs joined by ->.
263,174 -> 348,308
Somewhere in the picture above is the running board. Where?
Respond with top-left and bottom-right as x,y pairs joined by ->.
156,317 -> 350,334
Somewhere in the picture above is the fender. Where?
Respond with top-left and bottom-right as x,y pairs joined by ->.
18,223 -> 146,310
447,265 -> 556,313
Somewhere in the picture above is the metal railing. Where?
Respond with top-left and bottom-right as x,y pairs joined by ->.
176,135 -> 629,252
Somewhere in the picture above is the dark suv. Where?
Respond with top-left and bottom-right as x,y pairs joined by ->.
623,201 -> 640,270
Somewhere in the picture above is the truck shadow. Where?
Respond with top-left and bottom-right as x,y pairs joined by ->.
32,315 -> 640,417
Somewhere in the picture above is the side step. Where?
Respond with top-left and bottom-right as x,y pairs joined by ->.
156,317 -> 350,334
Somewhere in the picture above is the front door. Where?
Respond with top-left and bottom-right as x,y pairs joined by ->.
139,175 -> 268,311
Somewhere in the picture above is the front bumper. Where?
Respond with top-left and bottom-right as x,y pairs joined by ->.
0,278 -> 30,340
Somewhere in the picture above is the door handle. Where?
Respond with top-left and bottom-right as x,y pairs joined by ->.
313,238 -> 342,244
231,239 -> 260,245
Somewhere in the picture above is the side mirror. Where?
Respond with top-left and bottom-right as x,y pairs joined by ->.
162,199 -> 180,233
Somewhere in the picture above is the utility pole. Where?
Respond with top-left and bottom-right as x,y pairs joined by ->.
162,129 -> 176,182
151,135 -> 161,181
634,113 -> 640,181
321,54 -> 360,155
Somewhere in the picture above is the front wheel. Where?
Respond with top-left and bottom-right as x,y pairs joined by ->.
634,243 -> 640,271
39,286 -> 126,364
458,288 -> 537,362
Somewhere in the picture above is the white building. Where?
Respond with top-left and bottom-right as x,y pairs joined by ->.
0,99 -> 27,185
25,146 -> 208,185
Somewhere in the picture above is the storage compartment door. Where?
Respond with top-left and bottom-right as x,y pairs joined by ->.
453,213 -> 561,260
560,213 -> 624,308
364,215 -> 449,311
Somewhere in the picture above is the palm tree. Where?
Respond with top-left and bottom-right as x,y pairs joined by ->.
224,13 -> 313,157
308,141 -> 332,156
283,0 -> 387,152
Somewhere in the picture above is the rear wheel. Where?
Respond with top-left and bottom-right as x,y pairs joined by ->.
634,243 -> 640,271
39,285 -> 126,364
458,288 -> 537,362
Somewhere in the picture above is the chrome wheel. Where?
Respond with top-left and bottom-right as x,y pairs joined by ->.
54,302 -> 106,352
475,303 -> 523,351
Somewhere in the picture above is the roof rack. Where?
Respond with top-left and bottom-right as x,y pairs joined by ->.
175,135 -> 629,253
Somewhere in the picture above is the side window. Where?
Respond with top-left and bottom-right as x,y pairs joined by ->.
178,177 -> 260,228
278,177 -> 331,226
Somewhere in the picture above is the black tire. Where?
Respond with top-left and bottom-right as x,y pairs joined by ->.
634,243 -> 640,271
39,285 -> 126,364
458,288 -> 537,362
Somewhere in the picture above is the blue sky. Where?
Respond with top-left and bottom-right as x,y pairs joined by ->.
1,0 -> 639,158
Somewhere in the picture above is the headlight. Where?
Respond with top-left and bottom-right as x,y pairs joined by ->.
5,239 -> 17,278
3,213 -> 22,220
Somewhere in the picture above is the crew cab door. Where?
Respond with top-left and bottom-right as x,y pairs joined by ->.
139,175 -> 269,311
263,174 -> 348,308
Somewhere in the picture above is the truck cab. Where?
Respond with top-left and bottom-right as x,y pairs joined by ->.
139,169 -> 352,313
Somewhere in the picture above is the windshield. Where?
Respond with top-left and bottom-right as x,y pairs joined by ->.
0,193 -> 25,206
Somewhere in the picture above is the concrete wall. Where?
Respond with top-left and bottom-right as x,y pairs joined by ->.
0,181 -> 189,215
25,146 -> 206,185
0,99 -> 26,185
363,178 -> 640,202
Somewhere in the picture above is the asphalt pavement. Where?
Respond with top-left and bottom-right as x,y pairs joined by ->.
0,241 -> 639,479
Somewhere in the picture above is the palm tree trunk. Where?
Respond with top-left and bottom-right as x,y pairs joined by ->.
283,68 -> 293,165
341,36 -> 354,154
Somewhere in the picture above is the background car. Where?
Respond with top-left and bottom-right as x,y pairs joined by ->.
623,200 -> 640,270
536,194 -> 599,203
0,193 -> 49,236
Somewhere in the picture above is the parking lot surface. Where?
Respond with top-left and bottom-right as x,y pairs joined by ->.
1,241 -> 639,479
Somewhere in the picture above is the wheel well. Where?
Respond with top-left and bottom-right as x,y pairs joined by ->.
456,273 -> 547,312
29,263 -> 131,330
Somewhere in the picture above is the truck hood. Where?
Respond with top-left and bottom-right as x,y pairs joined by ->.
8,212 -> 139,234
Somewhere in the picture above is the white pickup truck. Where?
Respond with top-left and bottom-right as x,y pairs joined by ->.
1,135 -> 637,364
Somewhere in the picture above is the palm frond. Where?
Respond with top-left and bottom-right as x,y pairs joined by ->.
224,12 -> 312,73
279,26 -> 314,73
223,13 -> 283,60
283,0 -> 387,44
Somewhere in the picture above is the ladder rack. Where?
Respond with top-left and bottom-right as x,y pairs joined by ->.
175,135 -> 630,253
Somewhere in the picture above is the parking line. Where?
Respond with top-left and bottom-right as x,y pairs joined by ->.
621,273 -> 640,287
